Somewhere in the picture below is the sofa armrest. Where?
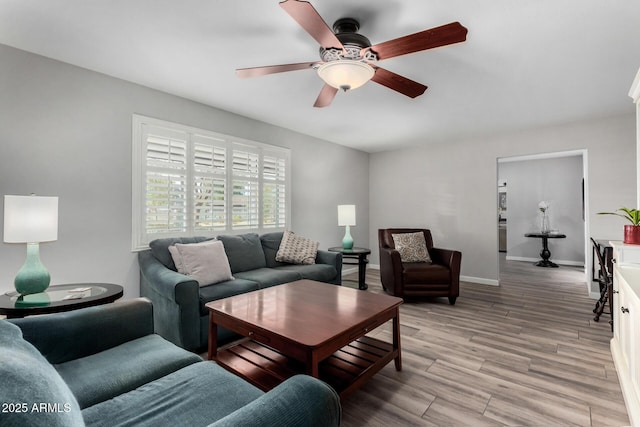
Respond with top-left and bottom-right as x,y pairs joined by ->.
316,250 -> 342,284
209,375 -> 341,427
138,249 -> 202,350
8,298 -> 154,365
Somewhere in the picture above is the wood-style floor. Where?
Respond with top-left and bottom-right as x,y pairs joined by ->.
338,257 -> 629,426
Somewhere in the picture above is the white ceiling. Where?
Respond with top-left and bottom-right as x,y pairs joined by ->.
1,0 -> 639,152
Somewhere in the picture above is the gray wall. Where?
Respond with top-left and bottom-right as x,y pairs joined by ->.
499,155 -> 584,264
370,114 -> 636,285
0,44 -> 369,298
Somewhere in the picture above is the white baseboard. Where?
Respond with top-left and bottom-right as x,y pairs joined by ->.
345,263 -> 499,286
506,255 -> 584,267
461,276 -> 499,286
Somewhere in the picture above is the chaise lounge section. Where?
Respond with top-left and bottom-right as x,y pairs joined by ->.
139,231 -> 342,351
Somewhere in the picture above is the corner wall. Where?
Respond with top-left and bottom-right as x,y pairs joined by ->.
370,114 -> 636,285
0,44 -> 369,298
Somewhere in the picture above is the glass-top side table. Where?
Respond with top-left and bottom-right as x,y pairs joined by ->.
0,283 -> 123,318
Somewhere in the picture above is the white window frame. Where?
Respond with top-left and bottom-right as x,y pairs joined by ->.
132,115 -> 291,250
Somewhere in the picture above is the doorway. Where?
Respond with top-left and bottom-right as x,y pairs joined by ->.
497,150 -> 590,290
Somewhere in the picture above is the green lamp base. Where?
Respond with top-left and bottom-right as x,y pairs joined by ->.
14,243 -> 51,295
342,225 -> 354,250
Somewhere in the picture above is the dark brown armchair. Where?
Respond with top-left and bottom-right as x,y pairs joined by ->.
378,228 -> 461,304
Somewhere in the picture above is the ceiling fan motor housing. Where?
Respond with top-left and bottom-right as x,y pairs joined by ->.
319,18 -> 377,62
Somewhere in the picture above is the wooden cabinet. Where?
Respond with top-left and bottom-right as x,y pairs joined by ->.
611,242 -> 640,425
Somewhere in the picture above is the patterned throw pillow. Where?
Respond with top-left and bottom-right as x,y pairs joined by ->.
276,230 -> 319,265
392,232 -> 432,263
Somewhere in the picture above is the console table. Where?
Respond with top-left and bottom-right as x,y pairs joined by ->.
0,283 -> 123,318
524,233 -> 566,268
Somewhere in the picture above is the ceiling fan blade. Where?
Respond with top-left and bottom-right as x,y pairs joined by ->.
371,67 -> 428,98
279,0 -> 344,50
368,22 -> 468,61
313,84 -> 338,108
236,61 -> 318,78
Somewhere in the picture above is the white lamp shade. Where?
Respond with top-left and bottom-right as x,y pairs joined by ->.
338,205 -> 356,226
317,61 -> 375,91
4,195 -> 58,243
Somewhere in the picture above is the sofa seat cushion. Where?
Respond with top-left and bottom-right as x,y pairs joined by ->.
55,334 -> 202,409
234,268 -> 302,288
82,362 -> 263,427
198,279 -> 260,316
402,262 -> 451,284
0,320 -> 84,427
275,264 -> 337,283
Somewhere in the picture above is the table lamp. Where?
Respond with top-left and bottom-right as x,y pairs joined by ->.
3,194 -> 58,295
338,204 -> 356,250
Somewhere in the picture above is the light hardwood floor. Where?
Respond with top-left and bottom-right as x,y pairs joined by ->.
339,257 -> 629,426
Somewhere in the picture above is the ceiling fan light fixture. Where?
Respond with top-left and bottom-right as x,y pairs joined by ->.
317,60 -> 375,92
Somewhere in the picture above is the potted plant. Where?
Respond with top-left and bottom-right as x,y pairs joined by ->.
598,207 -> 640,245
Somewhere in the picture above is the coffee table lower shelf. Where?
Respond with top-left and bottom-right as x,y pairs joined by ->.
215,335 -> 396,399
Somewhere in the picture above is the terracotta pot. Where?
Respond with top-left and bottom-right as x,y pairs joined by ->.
624,225 -> 640,245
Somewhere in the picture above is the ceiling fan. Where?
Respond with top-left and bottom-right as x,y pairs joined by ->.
236,0 -> 468,108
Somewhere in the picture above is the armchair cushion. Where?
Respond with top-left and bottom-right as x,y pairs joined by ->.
402,263 -> 451,284
392,232 -> 432,263
0,320 -> 84,427
55,334 -> 202,409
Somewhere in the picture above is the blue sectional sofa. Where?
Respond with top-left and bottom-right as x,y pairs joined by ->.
1,298 -> 341,427
139,231 -> 342,351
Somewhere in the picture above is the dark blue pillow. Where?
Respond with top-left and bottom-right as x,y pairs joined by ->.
217,233 -> 267,273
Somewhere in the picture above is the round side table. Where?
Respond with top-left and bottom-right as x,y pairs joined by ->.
328,247 -> 371,290
0,283 -> 124,318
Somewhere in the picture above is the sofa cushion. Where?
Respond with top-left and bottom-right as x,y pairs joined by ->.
392,232 -> 432,263
234,268 -> 302,288
0,320 -> 84,427
260,231 -> 288,268
55,334 -> 202,409
198,279 -> 261,316
81,362 -> 263,427
169,239 -> 234,286
149,236 -> 213,270
217,233 -> 267,273
275,264 -> 338,283
276,230 -> 319,265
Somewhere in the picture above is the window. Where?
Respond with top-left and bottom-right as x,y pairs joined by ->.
132,115 -> 290,250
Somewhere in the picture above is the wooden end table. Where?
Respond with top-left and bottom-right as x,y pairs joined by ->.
206,279 -> 402,399
328,246 -> 371,290
0,283 -> 124,318
525,232 -> 567,268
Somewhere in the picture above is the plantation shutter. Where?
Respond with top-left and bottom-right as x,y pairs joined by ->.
232,144 -> 260,230
262,151 -> 287,228
133,115 -> 291,250
143,125 -> 188,237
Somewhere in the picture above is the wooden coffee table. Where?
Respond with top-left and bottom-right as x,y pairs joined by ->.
206,279 -> 403,399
